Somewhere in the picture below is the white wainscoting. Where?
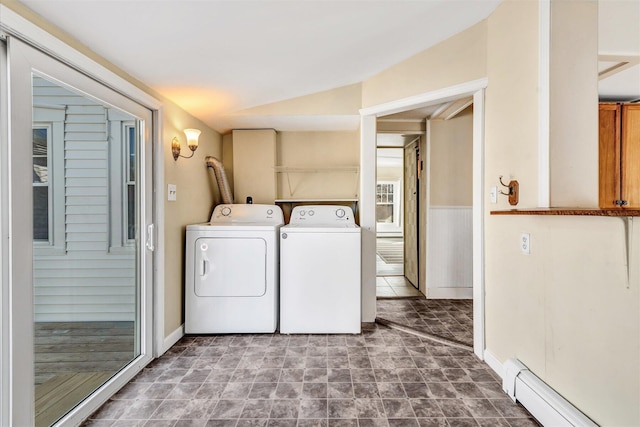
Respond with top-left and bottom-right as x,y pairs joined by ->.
426,206 -> 473,299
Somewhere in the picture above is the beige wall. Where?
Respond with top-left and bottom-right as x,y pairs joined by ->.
484,0 -> 540,209
276,131 -> 360,200
549,0 -> 598,207
376,165 -> 402,182
362,20 -> 487,108
163,102 -> 222,336
429,106 -> 473,206
235,84 -> 362,116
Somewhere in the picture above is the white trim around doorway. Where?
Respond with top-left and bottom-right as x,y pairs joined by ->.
359,78 -> 487,359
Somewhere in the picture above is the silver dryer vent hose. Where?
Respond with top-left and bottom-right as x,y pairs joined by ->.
205,156 -> 234,204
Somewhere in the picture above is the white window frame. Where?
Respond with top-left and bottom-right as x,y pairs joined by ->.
108,109 -> 137,251
376,179 -> 402,234
124,123 -> 136,243
33,105 -> 65,255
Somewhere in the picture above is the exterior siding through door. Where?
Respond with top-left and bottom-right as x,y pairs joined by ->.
32,76 -> 135,322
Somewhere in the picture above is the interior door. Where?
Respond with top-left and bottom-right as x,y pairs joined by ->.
4,36 -> 154,427
404,139 -> 419,288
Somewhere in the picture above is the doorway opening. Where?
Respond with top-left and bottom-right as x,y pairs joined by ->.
360,80 -> 486,357
375,138 -> 423,298
375,101 -> 475,347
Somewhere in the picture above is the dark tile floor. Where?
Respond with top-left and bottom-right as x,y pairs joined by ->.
83,322 -> 538,427
376,299 -> 473,348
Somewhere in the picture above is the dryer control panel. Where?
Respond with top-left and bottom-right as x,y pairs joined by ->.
289,205 -> 355,225
209,204 -> 284,224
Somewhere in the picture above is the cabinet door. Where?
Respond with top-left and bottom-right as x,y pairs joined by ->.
622,104 -> 640,208
599,103 -> 621,208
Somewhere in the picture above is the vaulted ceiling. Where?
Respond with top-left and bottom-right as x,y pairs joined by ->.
15,0 -> 640,134
17,0 -> 502,132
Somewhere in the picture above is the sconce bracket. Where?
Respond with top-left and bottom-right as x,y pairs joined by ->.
508,180 -> 519,205
499,176 -> 519,206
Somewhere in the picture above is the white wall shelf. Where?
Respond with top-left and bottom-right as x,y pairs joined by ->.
274,166 -> 359,173
274,165 -> 360,198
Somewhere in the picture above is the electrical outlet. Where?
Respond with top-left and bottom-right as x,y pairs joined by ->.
168,184 -> 177,201
521,233 -> 530,254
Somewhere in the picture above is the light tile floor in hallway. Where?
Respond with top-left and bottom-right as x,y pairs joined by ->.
376,277 -> 423,298
83,323 -> 538,427
376,238 -> 403,278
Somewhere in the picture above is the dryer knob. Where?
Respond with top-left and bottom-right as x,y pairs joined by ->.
282,233 -> 288,239
267,209 -> 273,215
336,208 -> 346,218
221,206 -> 232,216
308,210 -> 315,216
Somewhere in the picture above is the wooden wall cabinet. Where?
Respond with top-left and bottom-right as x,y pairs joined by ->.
599,103 -> 640,208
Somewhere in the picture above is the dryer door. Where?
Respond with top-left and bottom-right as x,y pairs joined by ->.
194,237 -> 267,297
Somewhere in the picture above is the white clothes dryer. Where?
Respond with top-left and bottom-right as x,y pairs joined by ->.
280,205 -> 361,334
185,204 -> 283,334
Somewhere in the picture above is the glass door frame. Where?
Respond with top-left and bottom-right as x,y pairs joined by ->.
1,32 -> 160,426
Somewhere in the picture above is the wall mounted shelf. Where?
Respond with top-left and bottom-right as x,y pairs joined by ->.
490,208 -> 640,216
274,166 -> 360,198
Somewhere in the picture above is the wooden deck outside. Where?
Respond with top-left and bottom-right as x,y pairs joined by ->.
34,321 -> 135,427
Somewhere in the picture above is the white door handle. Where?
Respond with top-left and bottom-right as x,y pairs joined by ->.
146,224 -> 155,251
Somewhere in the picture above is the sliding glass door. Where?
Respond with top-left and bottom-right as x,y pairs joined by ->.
3,37 -> 154,426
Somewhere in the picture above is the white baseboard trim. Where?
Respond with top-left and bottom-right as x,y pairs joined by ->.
484,349 -> 505,379
426,287 -> 473,299
160,324 -> 184,355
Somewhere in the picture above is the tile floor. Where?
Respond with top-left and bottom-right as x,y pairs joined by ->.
376,300 -> 473,349
376,238 -> 404,278
83,322 -> 538,427
376,277 -> 423,298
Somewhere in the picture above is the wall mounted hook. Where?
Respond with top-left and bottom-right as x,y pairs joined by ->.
499,176 -> 519,205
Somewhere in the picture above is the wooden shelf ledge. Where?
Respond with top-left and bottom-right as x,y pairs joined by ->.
490,207 -> 640,216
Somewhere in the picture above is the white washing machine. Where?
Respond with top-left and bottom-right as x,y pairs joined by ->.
280,205 -> 361,334
185,204 -> 283,334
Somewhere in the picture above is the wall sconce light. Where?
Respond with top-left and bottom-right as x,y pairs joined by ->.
172,128 -> 201,161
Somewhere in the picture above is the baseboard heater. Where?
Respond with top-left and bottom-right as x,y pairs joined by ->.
503,359 -> 599,427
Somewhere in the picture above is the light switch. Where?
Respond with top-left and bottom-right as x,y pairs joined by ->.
490,186 -> 498,204
168,184 -> 177,201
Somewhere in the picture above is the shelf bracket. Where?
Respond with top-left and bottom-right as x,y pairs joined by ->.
285,171 -> 293,197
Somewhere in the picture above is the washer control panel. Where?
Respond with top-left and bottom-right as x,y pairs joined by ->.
289,205 -> 355,225
209,204 -> 284,224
